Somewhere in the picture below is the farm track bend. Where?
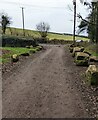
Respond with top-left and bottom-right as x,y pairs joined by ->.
2,45 -> 90,118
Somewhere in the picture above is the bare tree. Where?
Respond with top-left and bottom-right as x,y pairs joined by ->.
36,22 -> 50,38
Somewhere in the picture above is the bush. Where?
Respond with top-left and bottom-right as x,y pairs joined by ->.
2,35 -> 37,47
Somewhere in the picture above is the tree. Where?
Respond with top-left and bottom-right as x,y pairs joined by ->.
36,22 -> 50,38
95,2 -> 98,43
0,13 -> 11,34
77,1 -> 98,43
78,12 -> 96,42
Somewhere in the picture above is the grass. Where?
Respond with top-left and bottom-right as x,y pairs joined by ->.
47,33 -> 88,41
0,27 -> 89,63
5,27 -> 41,38
1,47 -> 39,63
5,27 -> 89,41
85,43 -> 98,56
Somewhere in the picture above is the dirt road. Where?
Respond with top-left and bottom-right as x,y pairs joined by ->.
2,45 -> 91,118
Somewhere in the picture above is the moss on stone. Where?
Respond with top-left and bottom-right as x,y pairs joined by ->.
37,46 -> 43,50
86,65 -> 98,85
83,51 -> 91,56
72,47 -> 84,57
75,52 -> 89,66
29,49 -> 36,53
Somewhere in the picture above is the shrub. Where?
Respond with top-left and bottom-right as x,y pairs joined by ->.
2,35 -> 37,47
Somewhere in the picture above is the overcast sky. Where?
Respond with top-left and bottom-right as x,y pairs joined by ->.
0,0 -> 90,34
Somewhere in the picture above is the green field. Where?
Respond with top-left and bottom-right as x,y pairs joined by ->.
47,33 -> 88,41
4,27 -> 89,41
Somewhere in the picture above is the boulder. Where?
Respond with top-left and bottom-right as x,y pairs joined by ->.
80,47 -> 85,52
35,46 -> 43,51
70,44 -> 74,47
21,53 -> 30,56
11,54 -> 19,62
29,49 -> 36,53
72,47 -> 84,57
35,48 -> 40,51
37,46 -> 43,50
30,45 -> 33,48
86,65 -> 98,85
69,44 -> 75,53
69,46 -> 74,53
26,46 -> 30,48
75,52 -> 89,66
89,56 -> 98,62
83,51 -> 91,56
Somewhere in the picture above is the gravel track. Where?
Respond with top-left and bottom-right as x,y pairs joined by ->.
2,45 -> 95,118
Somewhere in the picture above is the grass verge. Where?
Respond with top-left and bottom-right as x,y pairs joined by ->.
1,47 -> 39,63
85,44 -> 98,56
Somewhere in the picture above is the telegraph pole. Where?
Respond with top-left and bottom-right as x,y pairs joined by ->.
73,0 -> 76,45
21,7 -> 25,36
